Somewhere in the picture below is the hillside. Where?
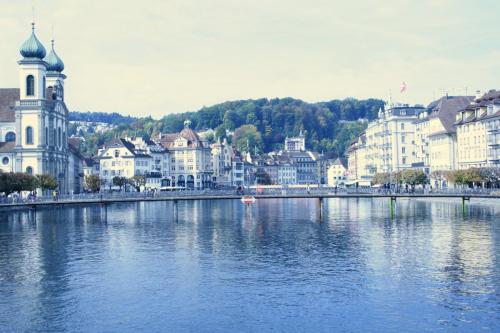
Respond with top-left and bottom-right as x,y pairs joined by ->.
69,97 -> 384,157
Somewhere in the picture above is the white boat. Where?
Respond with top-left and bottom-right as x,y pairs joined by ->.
240,195 -> 256,204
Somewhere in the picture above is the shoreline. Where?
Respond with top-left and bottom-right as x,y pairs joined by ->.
1,193 -> 500,212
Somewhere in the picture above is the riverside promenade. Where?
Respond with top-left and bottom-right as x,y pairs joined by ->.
1,188 -> 499,211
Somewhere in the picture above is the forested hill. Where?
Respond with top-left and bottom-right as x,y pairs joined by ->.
69,97 -> 385,157
69,111 -> 137,125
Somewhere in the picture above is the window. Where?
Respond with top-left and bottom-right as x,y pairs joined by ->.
42,77 -> 46,98
26,75 -> 35,96
401,135 -> 406,144
45,127 -> 49,145
5,132 -> 15,142
26,127 -> 33,144
26,166 -> 33,175
2,157 -> 9,165
114,150 -> 119,158
401,123 -> 405,130
402,147 -> 406,154
58,127 -> 62,147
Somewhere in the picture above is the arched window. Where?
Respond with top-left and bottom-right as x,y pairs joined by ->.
26,127 -> 33,145
5,132 -> 16,142
58,127 -> 62,147
42,77 -> 46,98
53,129 -> 57,146
26,166 -> 33,175
26,75 -> 35,96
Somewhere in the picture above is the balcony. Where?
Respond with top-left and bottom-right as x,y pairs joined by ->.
15,99 -> 53,108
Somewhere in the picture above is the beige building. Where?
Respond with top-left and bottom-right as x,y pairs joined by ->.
455,90 -> 500,169
414,95 -> 473,173
327,158 -> 348,186
158,120 -> 213,189
346,134 -> 370,185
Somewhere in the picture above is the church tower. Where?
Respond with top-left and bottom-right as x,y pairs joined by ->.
14,23 -> 69,192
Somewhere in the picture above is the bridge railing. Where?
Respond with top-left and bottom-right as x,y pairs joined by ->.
0,187 -> 499,206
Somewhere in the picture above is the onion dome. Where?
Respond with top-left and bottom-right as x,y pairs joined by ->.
20,23 -> 46,59
45,40 -> 64,72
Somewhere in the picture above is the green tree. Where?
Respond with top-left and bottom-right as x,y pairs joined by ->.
84,174 -> 101,193
0,172 -> 37,195
35,174 -> 58,192
233,125 -> 263,154
112,176 -> 128,191
372,172 -> 390,185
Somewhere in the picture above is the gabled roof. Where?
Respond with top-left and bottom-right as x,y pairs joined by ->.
330,157 -> 347,169
0,89 -> 19,123
426,95 -> 474,133
100,138 -> 152,158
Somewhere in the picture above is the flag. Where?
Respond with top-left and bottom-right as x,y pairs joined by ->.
400,82 -> 407,93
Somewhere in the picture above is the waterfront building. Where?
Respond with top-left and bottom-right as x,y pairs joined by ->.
230,153 -> 245,187
0,23 -> 82,193
127,136 -> 171,188
68,138 -> 84,194
346,134 -> 370,185
211,138 -> 233,187
157,120 -> 213,189
414,95 -> 473,173
327,158 -> 348,186
455,90 -> 500,169
364,104 -> 425,175
98,138 -> 152,189
83,156 -> 99,177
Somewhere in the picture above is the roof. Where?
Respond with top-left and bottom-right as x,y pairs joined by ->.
454,90 -> 500,125
426,95 -> 474,133
0,89 -> 19,123
158,127 -> 208,149
0,141 -> 15,153
331,157 -> 348,169
100,138 -> 151,158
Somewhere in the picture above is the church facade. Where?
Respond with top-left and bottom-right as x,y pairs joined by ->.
0,23 -> 81,193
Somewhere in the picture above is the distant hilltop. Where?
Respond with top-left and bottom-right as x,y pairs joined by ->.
68,97 -> 385,157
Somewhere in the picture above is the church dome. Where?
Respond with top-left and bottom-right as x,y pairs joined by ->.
20,23 -> 46,59
44,40 -> 64,72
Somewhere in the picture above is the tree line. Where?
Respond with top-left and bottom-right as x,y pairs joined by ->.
0,172 -> 58,195
69,97 -> 385,157
372,168 -> 500,188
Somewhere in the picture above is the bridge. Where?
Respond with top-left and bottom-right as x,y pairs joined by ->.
0,190 -> 499,211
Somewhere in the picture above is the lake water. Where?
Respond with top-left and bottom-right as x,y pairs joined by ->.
0,198 -> 499,332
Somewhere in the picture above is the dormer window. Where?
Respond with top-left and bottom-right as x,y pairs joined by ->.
114,150 -> 119,158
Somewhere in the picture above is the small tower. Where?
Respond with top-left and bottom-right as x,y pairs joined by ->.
18,22 -> 47,100
45,39 -> 66,101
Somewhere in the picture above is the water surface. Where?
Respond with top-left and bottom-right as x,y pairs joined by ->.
0,198 -> 499,332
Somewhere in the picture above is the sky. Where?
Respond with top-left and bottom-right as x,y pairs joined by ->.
1,0 -> 499,118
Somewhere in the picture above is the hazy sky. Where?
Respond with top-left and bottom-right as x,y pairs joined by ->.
1,0 -> 499,118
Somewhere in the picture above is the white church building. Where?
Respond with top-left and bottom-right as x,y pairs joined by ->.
0,23 -> 82,193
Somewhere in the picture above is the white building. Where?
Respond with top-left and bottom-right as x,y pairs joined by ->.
211,138 -> 233,187
284,131 -> 306,152
0,23 -> 82,193
364,104 -> 425,175
158,120 -> 213,189
98,138 -> 152,189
